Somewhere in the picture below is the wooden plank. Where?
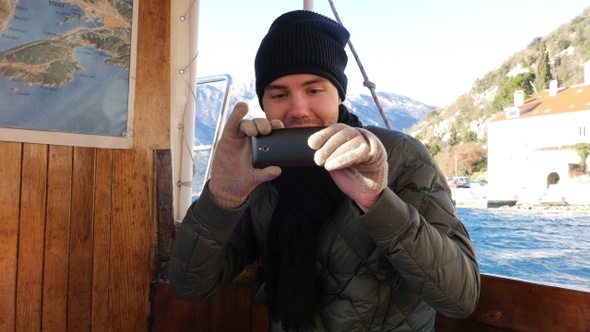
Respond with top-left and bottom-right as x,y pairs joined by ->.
42,145 -> 73,331
469,274 -> 590,331
106,0 -> 171,328
151,257 -> 268,331
152,284 -> 259,332
153,150 -> 174,288
67,147 -> 96,331
0,142 -> 22,331
155,149 -> 174,276
16,144 -> 48,331
92,149 -> 113,331
250,290 -> 271,332
436,313 -> 514,331
134,0 -> 170,150
109,149 -> 152,330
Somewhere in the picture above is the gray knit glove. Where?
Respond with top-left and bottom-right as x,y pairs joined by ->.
308,124 -> 388,210
208,102 -> 284,208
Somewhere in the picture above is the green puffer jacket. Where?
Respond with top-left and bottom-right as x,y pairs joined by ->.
170,126 -> 480,331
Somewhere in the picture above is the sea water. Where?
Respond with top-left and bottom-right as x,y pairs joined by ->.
458,207 -> 590,292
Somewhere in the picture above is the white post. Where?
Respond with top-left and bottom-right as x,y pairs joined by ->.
171,0 -> 200,221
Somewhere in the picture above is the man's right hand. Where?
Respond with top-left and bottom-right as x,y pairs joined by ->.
308,124 -> 388,211
208,102 -> 284,208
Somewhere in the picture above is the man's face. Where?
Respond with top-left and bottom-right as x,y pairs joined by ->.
262,74 -> 340,128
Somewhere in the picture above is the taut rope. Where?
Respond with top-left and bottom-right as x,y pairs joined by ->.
327,0 -> 392,129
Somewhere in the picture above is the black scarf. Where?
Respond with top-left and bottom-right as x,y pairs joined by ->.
265,105 -> 362,331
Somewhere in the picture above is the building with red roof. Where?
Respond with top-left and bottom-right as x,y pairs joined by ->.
487,64 -> 590,204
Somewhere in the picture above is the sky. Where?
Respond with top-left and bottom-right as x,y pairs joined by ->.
196,1 -> 589,107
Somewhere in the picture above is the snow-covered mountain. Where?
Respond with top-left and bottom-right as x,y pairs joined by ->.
194,80 -> 436,145
343,92 -> 436,131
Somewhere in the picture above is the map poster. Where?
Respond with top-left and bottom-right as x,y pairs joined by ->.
0,0 -> 138,149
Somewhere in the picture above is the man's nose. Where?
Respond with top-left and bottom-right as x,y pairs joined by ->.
287,93 -> 310,118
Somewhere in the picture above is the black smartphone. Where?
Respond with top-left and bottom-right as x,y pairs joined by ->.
251,127 -> 325,168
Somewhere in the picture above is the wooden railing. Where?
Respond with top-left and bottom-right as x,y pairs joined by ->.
437,274 -> 590,331
151,272 -> 590,331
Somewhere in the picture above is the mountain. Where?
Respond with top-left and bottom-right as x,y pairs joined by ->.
194,80 -> 436,145
409,7 -> 590,150
344,92 -> 436,131
405,6 -> 590,179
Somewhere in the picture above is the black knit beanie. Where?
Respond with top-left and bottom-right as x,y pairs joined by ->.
255,10 -> 350,109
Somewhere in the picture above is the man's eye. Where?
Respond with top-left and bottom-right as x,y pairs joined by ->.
270,93 -> 287,99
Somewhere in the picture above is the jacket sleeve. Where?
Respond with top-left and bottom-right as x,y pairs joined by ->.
168,182 -> 259,301
361,127 -> 480,318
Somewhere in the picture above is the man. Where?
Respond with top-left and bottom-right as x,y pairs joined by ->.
170,10 -> 480,332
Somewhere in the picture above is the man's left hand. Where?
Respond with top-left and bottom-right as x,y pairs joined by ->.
308,124 -> 388,211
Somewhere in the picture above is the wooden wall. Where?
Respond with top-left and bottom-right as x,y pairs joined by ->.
0,0 -> 171,330
152,265 -> 270,332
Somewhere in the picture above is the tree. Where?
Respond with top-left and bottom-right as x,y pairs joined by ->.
491,72 -> 536,112
577,143 -> 590,172
426,143 -> 441,157
434,143 -> 487,178
462,130 -> 478,143
451,143 -> 487,175
447,128 -> 460,148
528,36 -> 542,49
557,39 -> 571,51
534,42 -> 552,91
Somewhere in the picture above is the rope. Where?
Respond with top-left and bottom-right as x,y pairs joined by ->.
327,0 -> 392,129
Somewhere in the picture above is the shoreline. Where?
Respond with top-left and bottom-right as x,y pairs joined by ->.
455,201 -> 590,211
451,187 -> 590,211
500,203 -> 590,211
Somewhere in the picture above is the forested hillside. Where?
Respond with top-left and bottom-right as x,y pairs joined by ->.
409,6 -> 590,179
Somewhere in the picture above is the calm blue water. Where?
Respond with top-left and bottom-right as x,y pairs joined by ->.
458,207 -> 590,292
